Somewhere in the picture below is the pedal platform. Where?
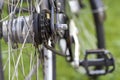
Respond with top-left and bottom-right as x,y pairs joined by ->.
80,49 -> 115,76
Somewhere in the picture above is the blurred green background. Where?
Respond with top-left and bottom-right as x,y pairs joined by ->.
1,0 -> 120,80
56,0 -> 120,80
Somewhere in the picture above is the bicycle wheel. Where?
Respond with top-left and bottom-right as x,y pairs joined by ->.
0,0 -> 55,80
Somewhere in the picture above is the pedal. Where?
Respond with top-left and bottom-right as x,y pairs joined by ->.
80,49 -> 115,76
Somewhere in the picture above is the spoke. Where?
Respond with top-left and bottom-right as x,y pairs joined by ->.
20,53 -> 25,78
25,55 -> 41,80
0,14 -> 9,22
34,0 -> 43,13
84,14 -> 94,28
3,57 -> 9,70
82,15 -> 96,48
8,45 -> 11,80
11,52 -> 18,79
78,17 -> 95,49
2,0 -> 43,79
2,46 -> 33,54
4,1 -> 33,12
23,16 -> 33,40
12,29 -> 30,80
12,0 -> 21,13
17,0 -> 23,17
37,53 -> 39,80
29,53 -> 33,80
8,10 -> 14,80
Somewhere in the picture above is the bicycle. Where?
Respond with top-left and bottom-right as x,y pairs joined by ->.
0,0 -> 115,80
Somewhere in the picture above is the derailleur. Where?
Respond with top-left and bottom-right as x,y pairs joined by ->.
80,49 -> 115,76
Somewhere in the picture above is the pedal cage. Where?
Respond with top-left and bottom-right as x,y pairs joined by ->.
80,49 -> 115,76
